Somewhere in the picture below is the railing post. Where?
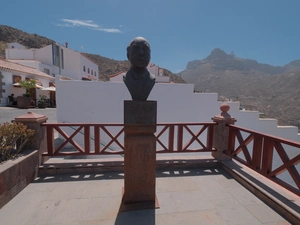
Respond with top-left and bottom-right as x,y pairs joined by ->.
211,104 -> 236,161
177,125 -> 183,151
168,125 -> 174,152
14,112 -> 48,166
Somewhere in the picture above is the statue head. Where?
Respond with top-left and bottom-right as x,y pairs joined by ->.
127,37 -> 151,70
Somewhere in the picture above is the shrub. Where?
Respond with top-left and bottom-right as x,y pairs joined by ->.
0,122 -> 35,162
38,95 -> 47,104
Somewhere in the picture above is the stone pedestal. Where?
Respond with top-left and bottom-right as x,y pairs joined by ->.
121,100 -> 159,211
14,112 -> 48,166
212,104 -> 236,161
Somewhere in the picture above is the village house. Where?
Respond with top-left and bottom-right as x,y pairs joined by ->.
5,42 -> 98,81
0,57 -> 55,107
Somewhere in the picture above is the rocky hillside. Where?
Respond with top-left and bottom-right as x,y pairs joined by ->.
0,25 -> 54,57
0,24 -> 185,83
180,48 -> 300,130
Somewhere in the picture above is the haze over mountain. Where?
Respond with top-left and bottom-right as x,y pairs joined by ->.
180,48 -> 300,130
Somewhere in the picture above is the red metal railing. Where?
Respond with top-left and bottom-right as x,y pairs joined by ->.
226,124 -> 300,196
42,122 -> 216,156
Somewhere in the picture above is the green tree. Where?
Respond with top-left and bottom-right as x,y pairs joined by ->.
19,80 -> 36,97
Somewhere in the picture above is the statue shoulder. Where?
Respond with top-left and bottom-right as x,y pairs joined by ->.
149,72 -> 155,81
123,70 -> 132,81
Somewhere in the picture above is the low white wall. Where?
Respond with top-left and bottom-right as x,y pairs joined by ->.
55,76 -> 300,144
56,76 -> 219,124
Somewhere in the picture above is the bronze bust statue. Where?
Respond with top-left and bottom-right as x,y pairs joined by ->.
123,37 -> 155,101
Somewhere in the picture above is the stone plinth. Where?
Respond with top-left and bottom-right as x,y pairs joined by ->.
122,100 -> 159,211
212,104 -> 236,161
14,112 -> 48,165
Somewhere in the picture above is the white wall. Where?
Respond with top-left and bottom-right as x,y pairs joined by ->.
55,76 -> 300,144
59,47 -> 81,79
80,54 -> 98,80
8,60 -> 40,70
35,45 -> 53,66
156,76 -> 170,83
7,43 -> 26,49
6,49 -> 34,60
109,72 -> 126,82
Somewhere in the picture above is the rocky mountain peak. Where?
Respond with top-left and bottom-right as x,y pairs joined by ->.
206,48 -> 231,60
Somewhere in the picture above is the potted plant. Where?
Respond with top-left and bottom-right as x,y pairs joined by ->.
17,80 -> 36,108
0,121 -> 35,208
37,95 -> 48,108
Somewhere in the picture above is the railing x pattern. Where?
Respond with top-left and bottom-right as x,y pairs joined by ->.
42,122 -> 216,156
226,124 -> 300,196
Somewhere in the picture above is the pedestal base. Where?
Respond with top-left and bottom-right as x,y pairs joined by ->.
122,100 -> 158,211
120,187 -> 160,212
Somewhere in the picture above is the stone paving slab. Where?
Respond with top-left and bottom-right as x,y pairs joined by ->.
0,168 -> 290,225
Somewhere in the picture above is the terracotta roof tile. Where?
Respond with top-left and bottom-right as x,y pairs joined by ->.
0,57 -> 54,80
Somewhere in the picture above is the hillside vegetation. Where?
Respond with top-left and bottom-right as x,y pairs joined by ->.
0,25 -> 53,57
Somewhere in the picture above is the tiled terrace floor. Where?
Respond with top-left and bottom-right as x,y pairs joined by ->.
0,166 -> 292,225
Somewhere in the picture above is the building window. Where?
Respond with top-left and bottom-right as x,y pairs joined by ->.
94,71 -> 96,76
83,66 -> 86,72
91,70 -> 93,75
53,44 -> 60,67
44,68 -> 50,75
61,49 -> 64,69
13,75 -> 21,83
88,68 -> 90,74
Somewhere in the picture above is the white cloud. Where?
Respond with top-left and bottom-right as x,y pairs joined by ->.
57,19 -> 122,33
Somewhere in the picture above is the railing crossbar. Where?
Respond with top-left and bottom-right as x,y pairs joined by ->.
227,124 -> 300,196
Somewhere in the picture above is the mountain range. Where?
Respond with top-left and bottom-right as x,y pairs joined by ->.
0,25 -> 299,130
180,48 -> 300,130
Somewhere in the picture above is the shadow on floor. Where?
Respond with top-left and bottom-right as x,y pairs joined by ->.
115,209 -> 155,225
34,167 -> 229,183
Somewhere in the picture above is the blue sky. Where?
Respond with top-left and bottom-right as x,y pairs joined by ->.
1,0 -> 300,73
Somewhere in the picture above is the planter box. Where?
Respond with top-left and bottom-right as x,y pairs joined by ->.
38,103 -> 47,108
17,96 -> 32,109
0,150 -> 38,209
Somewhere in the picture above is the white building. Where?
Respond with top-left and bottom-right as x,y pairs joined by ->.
109,63 -> 170,83
5,42 -> 98,81
0,57 -> 55,106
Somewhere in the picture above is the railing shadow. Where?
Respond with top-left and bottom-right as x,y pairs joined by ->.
34,167 -> 224,183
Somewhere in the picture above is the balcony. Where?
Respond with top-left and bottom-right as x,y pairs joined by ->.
0,108 -> 299,224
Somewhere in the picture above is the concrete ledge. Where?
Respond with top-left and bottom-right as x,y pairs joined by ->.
0,150 -> 38,209
221,159 -> 300,225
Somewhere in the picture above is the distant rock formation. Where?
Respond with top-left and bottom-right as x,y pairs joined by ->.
180,48 -> 300,130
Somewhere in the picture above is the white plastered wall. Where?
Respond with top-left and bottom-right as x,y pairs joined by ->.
55,76 -> 299,142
